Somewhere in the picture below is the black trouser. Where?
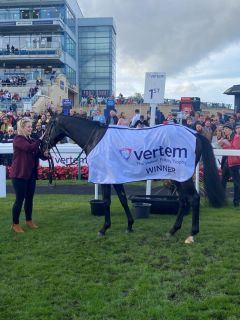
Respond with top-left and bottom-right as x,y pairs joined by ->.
221,157 -> 231,191
229,165 -> 240,206
12,177 -> 36,224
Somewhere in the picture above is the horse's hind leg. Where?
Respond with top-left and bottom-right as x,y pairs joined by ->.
98,184 -> 111,236
113,184 -> 134,232
184,190 -> 200,244
190,189 -> 200,236
180,180 -> 200,244
168,182 -> 190,236
169,197 -> 189,235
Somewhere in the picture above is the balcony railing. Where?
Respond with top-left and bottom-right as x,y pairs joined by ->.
0,48 -> 62,57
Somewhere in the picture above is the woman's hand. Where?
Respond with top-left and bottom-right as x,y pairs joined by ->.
43,150 -> 50,157
39,131 -> 46,141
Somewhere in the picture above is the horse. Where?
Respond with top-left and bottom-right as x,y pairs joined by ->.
42,114 -> 225,243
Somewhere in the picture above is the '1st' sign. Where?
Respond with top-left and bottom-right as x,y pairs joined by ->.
144,72 -> 166,104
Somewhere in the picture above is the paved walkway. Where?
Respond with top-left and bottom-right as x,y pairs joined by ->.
6,184 -> 172,196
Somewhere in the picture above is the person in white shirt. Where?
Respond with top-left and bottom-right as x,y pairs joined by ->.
130,109 -> 140,127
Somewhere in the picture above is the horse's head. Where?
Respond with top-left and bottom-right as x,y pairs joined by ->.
41,115 -> 66,152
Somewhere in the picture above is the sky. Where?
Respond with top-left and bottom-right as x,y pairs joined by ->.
79,0 -> 240,105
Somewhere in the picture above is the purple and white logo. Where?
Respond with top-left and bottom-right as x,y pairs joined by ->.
119,148 -> 132,161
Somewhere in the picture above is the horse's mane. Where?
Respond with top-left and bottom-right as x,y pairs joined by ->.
54,114 -> 107,129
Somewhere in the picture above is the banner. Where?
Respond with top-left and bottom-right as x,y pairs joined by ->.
39,153 -> 87,167
87,124 -> 196,184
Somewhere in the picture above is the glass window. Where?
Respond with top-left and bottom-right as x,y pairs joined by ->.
65,65 -> 76,85
96,61 -> 110,67
21,10 -> 30,19
95,38 -> 110,44
65,33 -> 76,59
65,6 -> 76,34
32,9 -> 40,19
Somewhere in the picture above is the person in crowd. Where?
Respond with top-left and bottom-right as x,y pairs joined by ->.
0,115 -> 10,133
78,109 -> 88,119
70,109 -> 77,117
130,109 -> 141,127
218,122 -> 240,207
194,121 -> 205,136
10,117 -> 48,233
106,110 -> 118,125
1,127 -> 16,165
46,111 -> 52,123
164,112 -> 177,124
199,113 -> 206,125
1,126 -> 16,143
39,114 -> 48,130
7,111 -> 17,128
212,126 -> 224,148
185,116 -> 194,129
229,116 -> 236,128
203,117 -> 214,142
155,107 -> 165,124
31,122 -> 45,140
117,112 -> 129,126
134,115 -> 149,128
0,130 -> 4,142
92,109 -> 106,124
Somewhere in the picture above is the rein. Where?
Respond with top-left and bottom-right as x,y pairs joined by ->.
45,123 -> 98,178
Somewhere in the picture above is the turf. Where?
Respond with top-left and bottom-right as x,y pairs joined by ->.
0,194 -> 240,320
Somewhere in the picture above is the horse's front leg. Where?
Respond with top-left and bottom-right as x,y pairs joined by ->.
113,184 -> 134,233
98,184 -> 111,236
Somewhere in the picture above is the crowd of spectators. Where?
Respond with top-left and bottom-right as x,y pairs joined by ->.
0,76 -> 27,86
0,89 -> 21,102
1,106 -> 240,142
28,86 -> 39,98
0,109 -> 52,142
80,94 -> 144,108
1,105 -> 240,207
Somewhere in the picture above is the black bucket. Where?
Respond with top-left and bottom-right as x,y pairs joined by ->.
129,195 -> 179,215
133,202 -> 151,219
90,199 -> 106,216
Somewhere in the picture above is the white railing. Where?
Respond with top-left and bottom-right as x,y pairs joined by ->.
1,144 -> 240,197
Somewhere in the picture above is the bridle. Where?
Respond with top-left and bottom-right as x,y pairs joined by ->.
42,119 -> 98,180
42,120 -> 56,186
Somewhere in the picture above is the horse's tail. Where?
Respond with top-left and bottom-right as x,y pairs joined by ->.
198,134 -> 225,207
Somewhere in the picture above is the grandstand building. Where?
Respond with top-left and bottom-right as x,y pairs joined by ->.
0,0 -> 116,111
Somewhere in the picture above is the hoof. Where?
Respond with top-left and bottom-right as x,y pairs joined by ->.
97,231 -> 105,237
165,232 -> 172,238
184,236 -> 194,244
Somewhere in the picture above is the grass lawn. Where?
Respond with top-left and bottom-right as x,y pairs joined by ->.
0,194 -> 240,320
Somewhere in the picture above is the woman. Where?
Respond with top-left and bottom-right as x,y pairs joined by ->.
10,117 -> 48,233
0,115 -> 10,133
219,122 -> 240,207
1,126 -> 16,143
117,112 -> 129,126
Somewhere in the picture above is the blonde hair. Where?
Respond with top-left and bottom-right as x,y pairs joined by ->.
17,117 -> 33,136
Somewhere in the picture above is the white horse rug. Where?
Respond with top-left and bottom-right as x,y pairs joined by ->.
87,124 -> 196,184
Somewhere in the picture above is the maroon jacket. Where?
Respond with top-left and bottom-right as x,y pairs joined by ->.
10,135 -> 42,179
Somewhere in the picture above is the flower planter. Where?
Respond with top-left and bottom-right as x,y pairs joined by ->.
129,195 -> 179,215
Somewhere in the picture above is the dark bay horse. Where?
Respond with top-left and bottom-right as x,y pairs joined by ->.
42,114 -> 225,243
